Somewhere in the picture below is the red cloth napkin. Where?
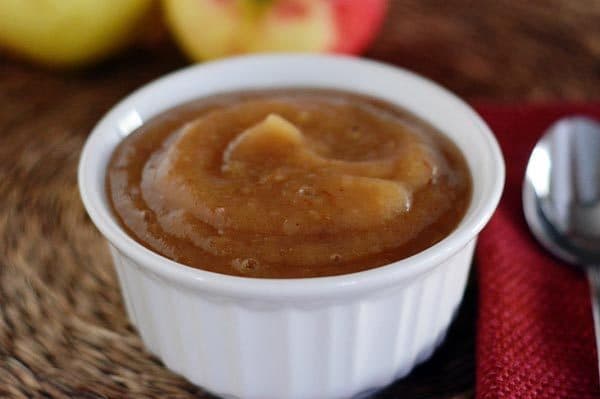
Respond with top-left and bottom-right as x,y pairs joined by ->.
474,103 -> 600,399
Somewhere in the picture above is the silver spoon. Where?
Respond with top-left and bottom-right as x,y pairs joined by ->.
523,116 -> 600,373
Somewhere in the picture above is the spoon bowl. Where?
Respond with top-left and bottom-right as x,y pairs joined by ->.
523,117 -> 600,265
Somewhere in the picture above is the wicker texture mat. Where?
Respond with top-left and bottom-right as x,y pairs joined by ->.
1,0 -> 598,397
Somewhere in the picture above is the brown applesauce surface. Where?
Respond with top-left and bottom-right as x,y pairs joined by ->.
107,89 -> 472,278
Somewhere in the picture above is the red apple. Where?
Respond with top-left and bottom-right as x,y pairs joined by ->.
162,0 -> 388,61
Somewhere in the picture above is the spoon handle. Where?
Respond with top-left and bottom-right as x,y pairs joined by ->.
586,267 -> 600,375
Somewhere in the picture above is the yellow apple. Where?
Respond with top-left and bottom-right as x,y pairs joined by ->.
0,0 -> 153,68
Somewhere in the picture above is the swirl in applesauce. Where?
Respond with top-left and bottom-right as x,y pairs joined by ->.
107,89 -> 472,278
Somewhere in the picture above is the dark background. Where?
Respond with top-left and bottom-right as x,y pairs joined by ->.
2,0 -> 599,102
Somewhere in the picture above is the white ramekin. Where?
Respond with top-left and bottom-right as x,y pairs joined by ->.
78,54 -> 504,399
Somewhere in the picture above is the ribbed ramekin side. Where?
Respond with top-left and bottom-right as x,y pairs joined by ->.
110,245 -> 137,327
108,240 -> 474,399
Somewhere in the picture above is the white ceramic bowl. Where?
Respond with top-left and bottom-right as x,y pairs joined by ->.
78,54 -> 504,399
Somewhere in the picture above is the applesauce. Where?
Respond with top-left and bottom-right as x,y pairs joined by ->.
106,89 -> 472,278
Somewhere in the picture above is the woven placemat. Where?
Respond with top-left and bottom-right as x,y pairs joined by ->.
1,0 -> 598,397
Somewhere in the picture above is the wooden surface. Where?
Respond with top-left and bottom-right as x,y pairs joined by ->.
369,0 -> 600,101
0,1 -> 598,398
